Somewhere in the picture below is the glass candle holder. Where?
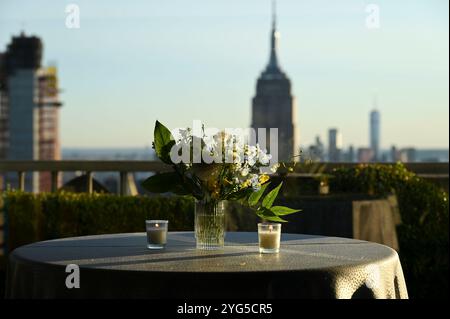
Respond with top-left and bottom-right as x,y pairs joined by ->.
145,220 -> 168,249
258,223 -> 281,254
319,181 -> 329,195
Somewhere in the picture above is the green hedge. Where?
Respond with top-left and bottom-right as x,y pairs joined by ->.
2,192 -> 195,252
330,163 -> 449,299
1,192 -> 258,254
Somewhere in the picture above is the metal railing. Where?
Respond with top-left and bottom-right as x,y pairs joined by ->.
0,160 -> 448,195
0,160 -> 171,195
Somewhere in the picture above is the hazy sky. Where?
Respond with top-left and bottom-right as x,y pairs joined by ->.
0,0 -> 448,149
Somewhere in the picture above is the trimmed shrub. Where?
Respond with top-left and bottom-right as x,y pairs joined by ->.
1,192 -> 256,252
2,192 -> 195,252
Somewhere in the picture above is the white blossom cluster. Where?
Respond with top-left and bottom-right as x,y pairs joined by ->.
174,129 -> 279,192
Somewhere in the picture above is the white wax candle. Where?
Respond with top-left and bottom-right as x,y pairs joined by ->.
147,228 -> 167,244
319,183 -> 329,195
258,230 -> 280,250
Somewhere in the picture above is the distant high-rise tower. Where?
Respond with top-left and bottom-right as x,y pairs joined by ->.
251,1 -> 299,162
328,128 -> 342,162
370,98 -> 380,162
36,65 -> 63,191
0,32 -> 62,192
347,145 -> 355,162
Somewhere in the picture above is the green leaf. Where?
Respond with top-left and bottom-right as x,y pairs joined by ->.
154,120 -> 175,164
270,206 -> 301,216
141,172 -> 182,193
248,182 -> 270,207
262,182 -> 283,209
171,183 -> 191,196
180,172 -> 205,200
256,207 -> 288,223
264,215 -> 289,223
256,206 -> 273,218
161,140 -> 176,162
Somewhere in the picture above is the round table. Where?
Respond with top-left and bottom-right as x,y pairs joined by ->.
5,232 -> 408,299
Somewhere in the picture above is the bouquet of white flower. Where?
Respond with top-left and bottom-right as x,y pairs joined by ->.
142,121 -> 300,222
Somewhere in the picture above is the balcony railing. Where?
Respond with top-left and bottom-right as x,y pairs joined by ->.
0,160 -> 448,195
0,160 -> 171,195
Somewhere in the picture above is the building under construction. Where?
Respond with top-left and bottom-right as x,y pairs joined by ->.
0,32 -> 62,192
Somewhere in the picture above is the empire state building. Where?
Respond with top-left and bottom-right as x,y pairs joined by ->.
251,3 -> 299,162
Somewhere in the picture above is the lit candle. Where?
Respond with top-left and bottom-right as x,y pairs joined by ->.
146,220 -> 168,249
319,181 -> 329,195
258,223 -> 281,254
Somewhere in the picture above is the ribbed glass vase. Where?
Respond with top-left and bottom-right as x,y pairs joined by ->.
194,200 -> 226,250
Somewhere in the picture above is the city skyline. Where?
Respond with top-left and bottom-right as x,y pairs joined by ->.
0,0 -> 448,149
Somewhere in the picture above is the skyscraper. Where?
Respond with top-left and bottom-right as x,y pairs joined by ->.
251,2 -> 299,162
370,102 -> 380,162
346,145 -> 355,162
0,32 -> 62,192
36,66 -> 63,191
391,145 -> 399,162
328,128 -> 342,162
307,135 -> 325,162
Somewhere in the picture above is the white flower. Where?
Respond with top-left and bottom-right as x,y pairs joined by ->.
246,145 -> 257,156
241,167 -> 249,177
252,184 -> 261,191
242,145 -> 257,166
248,174 -> 260,191
270,163 -> 280,173
247,156 -> 257,166
233,153 -> 241,164
258,152 -> 272,165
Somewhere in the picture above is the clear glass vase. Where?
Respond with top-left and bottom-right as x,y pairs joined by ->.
195,200 -> 226,250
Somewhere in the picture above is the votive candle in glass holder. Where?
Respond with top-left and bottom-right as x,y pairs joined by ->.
145,220 -> 168,249
258,223 -> 281,254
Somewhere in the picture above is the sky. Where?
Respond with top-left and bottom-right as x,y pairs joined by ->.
0,0 -> 448,150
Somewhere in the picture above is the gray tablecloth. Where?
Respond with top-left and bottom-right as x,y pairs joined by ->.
5,232 -> 408,299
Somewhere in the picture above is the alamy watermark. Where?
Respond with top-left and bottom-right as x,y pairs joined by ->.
168,120 -> 280,172
65,264 -> 80,289
365,4 -> 380,29
65,4 -> 80,29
